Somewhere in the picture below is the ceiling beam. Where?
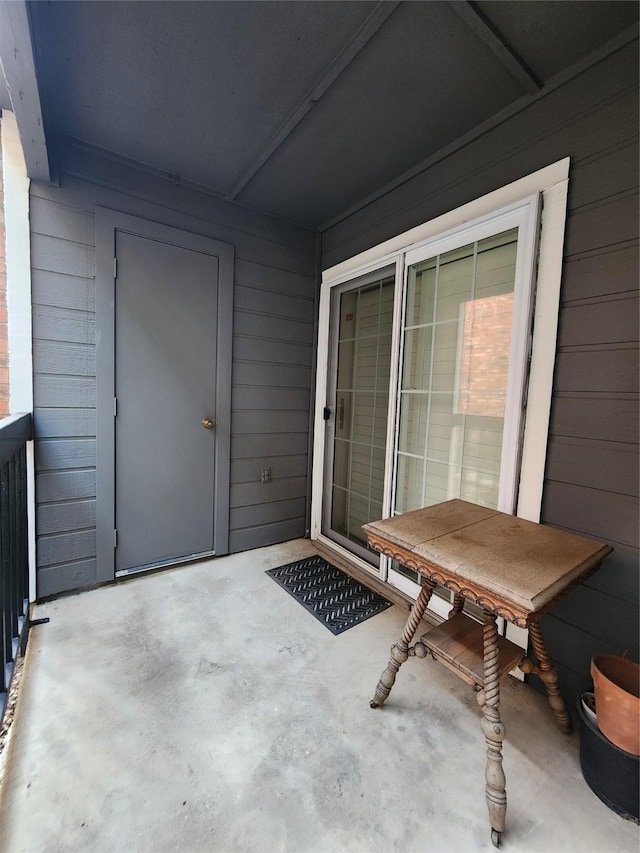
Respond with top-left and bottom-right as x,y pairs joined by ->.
0,0 -> 50,182
320,20 -> 639,234
449,1 -> 542,95
226,0 -> 401,201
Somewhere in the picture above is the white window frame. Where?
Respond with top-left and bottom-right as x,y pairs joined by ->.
311,158 -> 570,615
397,194 -> 540,518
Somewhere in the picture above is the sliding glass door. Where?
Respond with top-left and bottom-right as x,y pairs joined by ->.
315,195 -> 541,597
323,270 -> 395,565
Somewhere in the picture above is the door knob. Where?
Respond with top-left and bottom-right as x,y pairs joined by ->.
201,418 -> 215,430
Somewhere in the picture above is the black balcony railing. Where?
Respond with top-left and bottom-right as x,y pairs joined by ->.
0,413 -> 32,715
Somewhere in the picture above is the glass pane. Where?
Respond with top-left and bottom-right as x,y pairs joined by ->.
350,444 -> 373,499
352,392 -> 374,444
460,467 -> 500,507
370,501 -> 383,524
370,446 -> 386,504
406,259 -> 436,326
333,439 -> 349,489
354,336 -> 378,390
394,227 -> 518,522
462,415 -> 503,475
331,486 -> 347,535
475,229 -> 517,299
339,291 -> 357,340
373,392 -> 389,445
398,393 -> 428,456
391,558 -> 424,584
348,493 -> 369,545
428,394 -> 463,464
355,286 -> 381,338
394,455 -> 424,513
335,391 -> 353,441
431,322 -> 458,391
328,276 -> 394,550
336,340 -> 355,389
379,283 -> 395,333
376,335 -> 392,388
424,460 -> 460,505
402,327 -> 432,390
436,246 -> 473,322
456,293 -> 513,418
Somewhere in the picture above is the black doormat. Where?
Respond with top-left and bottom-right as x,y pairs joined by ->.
266,554 -> 392,635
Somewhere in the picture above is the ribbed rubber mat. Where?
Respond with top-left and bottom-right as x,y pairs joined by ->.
266,554 -> 392,635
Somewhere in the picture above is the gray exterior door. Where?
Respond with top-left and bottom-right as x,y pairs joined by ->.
114,232 -> 219,572
96,209 -> 234,581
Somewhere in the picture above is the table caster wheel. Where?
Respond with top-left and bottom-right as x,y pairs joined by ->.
491,829 -> 501,848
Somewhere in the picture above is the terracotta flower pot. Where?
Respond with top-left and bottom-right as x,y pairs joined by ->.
591,655 -> 640,756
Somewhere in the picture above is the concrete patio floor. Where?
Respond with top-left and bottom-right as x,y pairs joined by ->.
0,539 -> 637,853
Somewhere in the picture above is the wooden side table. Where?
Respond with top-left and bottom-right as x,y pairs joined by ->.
362,500 -> 612,847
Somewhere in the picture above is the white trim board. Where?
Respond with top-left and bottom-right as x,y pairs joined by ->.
323,159 -> 568,284
0,1 -> 50,183
1,109 -> 36,601
2,111 -> 32,414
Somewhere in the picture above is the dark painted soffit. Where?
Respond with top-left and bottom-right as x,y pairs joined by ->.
26,0 -> 640,230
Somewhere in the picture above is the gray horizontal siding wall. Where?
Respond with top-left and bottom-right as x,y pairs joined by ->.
321,41 -> 639,705
32,140 -> 316,597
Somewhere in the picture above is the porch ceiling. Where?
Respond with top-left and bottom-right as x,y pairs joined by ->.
20,0 -> 640,228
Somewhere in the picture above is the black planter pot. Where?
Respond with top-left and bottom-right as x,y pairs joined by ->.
577,697 -> 639,823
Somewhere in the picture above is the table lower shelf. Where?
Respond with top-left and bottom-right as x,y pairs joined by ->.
418,613 -> 525,688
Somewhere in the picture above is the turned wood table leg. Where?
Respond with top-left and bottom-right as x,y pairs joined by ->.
481,609 -> 507,847
370,578 -> 437,709
448,592 -> 464,618
528,618 -> 572,734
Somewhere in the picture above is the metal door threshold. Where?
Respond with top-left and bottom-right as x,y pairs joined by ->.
115,550 -> 215,578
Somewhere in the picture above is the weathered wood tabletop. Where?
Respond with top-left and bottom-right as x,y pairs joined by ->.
363,499 -> 612,848
363,499 -> 612,625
